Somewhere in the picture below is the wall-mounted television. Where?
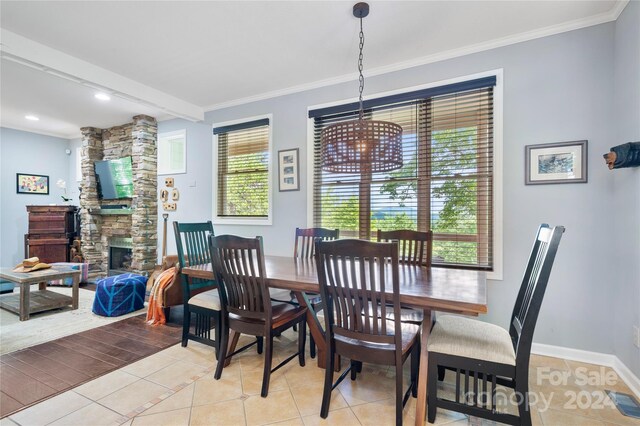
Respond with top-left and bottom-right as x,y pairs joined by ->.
94,156 -> 134,200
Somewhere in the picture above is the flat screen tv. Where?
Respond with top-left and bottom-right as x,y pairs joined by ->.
94,156 -> 134,200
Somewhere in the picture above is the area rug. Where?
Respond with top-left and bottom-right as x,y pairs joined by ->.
0,287 -> 146,355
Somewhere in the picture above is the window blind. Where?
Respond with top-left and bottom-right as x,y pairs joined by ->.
313,85 -> 494,270
215,121 -> 270,217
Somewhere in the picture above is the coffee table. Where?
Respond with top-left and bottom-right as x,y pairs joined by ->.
0,267 -> 80,321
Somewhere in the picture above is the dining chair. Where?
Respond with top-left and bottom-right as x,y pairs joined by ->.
315,239 -> 420,426
173,221 -> 221,357
377,229 -> 433,266
209,234 -> 307,397
291,227 -> 340,358
427,224 -> 565,426
377,229 -> 433,324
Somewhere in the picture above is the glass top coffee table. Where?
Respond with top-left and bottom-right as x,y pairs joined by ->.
0,267 -> 80,321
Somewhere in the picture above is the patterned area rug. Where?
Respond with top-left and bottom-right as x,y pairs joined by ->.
0,287 -> 146,355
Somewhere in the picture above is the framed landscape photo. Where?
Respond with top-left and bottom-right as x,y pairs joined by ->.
525,140 -> 588,185
278,148 -> 300,191
16,173 -> 49,194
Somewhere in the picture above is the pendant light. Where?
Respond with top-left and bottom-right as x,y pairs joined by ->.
321,2 -> 403,174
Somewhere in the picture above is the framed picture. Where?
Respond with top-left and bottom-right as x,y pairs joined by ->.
278,148 -> 300,192
525,140 -> 588,185
17,173 -> 50,194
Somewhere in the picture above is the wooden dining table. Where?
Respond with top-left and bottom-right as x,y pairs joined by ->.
182,255 -> 487,425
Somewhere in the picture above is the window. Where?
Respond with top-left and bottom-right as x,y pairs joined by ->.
311,77 -> 495,270
158,129 -> 187,175
213,117 -> 271,223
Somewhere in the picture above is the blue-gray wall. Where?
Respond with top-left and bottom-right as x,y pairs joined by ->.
612,1 -> 640,377
0,128 -> 75,266
159,20 -> 638,370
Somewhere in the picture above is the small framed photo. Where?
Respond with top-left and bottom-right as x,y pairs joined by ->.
278,148 -> 300,192
525,140 -> 588,185
16,173 -> 49,194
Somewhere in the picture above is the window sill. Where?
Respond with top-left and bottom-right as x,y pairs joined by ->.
212,217 -> 272,226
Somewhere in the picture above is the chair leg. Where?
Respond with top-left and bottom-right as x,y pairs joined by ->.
395,363 -> 403,426
350,360 -> 358,380
163,306 -> 171,321
298,319 -> 306,367
518,390 -> 532,426
257,336 -> 264,354
320,341 -> 334,419
261,334 -> 274,397
411,344 -> 419,397
309,333 -> 316,359
427,356 -> 438,423
213,310 -> 221,360
214,318 -> 228,380
181,305 -> 190,347
437,366 -> 446,381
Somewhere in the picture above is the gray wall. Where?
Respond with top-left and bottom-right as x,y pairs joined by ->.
612,1 -> 640,377
155,119 -> 214,259
160,22 -> 627,360
0,128 -> 73,266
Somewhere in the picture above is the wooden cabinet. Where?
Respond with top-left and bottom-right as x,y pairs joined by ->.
26,205 -> 78,263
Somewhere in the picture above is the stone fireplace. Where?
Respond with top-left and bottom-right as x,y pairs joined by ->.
79,115 -> 158,279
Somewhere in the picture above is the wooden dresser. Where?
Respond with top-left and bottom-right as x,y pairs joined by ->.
26,205 -> 78,263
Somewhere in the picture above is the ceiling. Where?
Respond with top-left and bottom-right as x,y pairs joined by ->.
0,0 -> 626,139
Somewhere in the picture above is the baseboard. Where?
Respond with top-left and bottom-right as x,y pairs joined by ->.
531,343 -> 640,399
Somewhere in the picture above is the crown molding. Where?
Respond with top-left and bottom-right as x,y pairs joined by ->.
1,124 -> 78,140
203,2 -> 627,112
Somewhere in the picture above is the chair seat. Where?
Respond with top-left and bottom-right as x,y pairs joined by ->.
336,320 -> 420,355
230,302 -> 307,329
269,288 -> 294,302
189,289 -> 221,311
427,315 -> 515,366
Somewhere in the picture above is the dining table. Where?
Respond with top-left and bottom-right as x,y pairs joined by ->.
182,255 -> 487,425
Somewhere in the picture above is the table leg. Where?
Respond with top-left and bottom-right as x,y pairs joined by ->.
19,283 -> 30,321
72,274 -> 79,309
415,309 -> 434,426
292,291 -> 340,371
38,281 -> 46,291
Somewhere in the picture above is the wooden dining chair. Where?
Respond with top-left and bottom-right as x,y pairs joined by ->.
315,239 -> 420,426
289,227 -> 339,358
294,227 -> 339,259
377,229 -> 433,266
377,229 -> 433,324
173,221 -> 221,357
209,234 -> 307,397
427,224 -> 565,426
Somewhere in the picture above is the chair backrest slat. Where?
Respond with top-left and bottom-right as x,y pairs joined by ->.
377,229 -> 433,266
509,224 -> 564,361
209,235 -> 270,322
316,239 -> 399,347
173,221 -> 214,269
294,228 -> 339,259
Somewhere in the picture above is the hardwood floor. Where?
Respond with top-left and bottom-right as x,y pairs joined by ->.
0,315 -> 181,418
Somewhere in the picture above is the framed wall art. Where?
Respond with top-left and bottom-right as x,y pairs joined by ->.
16,173 -> 50,194
278,148 -> 300,192
525,140 -> 588,185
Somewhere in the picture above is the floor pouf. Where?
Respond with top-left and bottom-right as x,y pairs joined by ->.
93,273 -> 147,317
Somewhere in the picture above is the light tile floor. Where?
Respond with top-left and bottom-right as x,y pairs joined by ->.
4,329 -> 639,426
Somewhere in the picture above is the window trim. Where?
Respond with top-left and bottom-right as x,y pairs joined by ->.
212,114 -> 273,226
306,70 -> 503,280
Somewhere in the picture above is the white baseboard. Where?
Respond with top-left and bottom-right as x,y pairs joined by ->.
531,343 -> 640,399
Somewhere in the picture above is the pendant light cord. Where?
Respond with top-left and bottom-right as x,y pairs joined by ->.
358,16 -> 365,121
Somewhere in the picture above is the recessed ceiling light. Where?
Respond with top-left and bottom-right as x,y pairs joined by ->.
25,115 -> 39,121
95,93 -> 111,101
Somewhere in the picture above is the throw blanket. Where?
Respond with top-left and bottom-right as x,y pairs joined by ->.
146,267 -> 177,326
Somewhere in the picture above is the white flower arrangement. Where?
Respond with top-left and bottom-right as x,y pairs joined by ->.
56,179 -> 71,202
